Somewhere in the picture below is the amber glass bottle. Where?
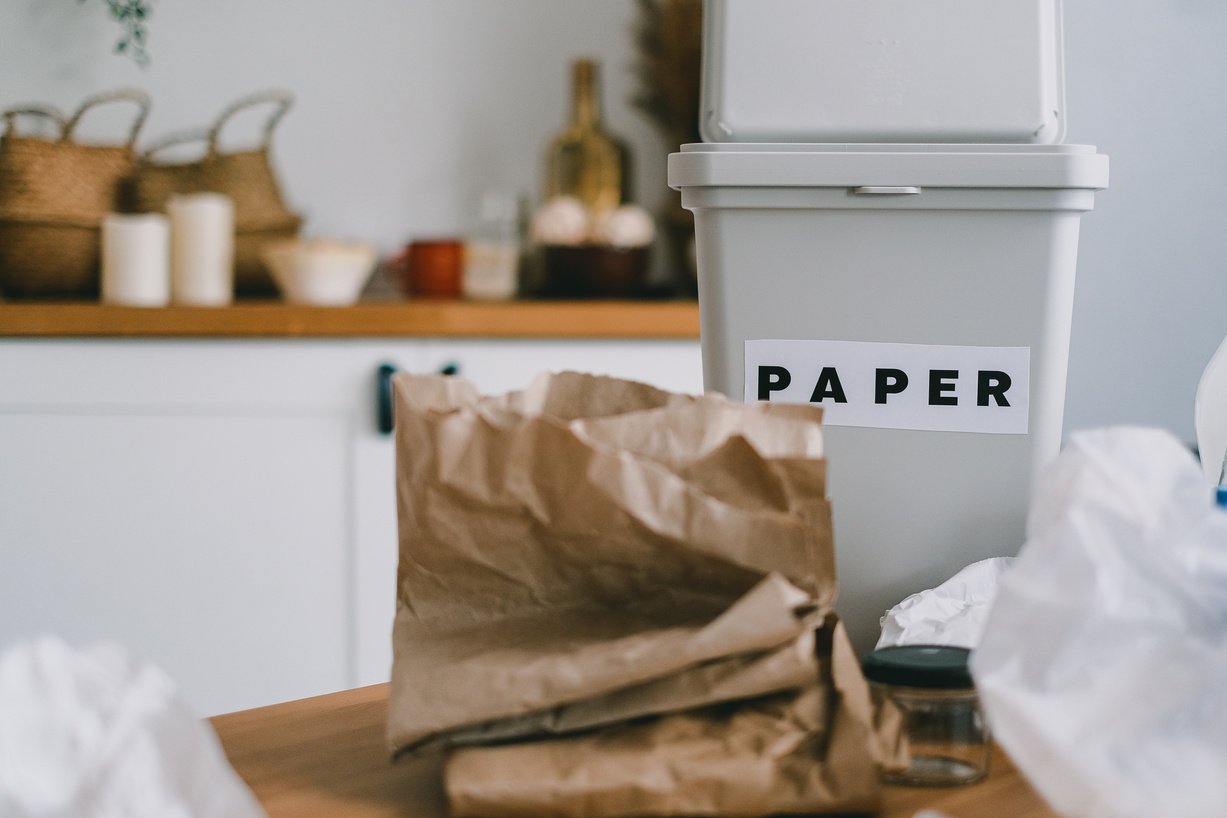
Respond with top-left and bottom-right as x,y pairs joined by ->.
544,59 -> 630,218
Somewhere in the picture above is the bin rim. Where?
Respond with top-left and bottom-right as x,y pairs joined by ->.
667,143 -> 1108,191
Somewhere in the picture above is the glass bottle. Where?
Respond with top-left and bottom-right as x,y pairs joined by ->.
544,59 -> 630,219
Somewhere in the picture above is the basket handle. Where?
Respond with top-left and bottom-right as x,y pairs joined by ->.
140,127 -> 211,162
206,90 -> 294,155
2,105 -> 67,138
62,88 -> 152,149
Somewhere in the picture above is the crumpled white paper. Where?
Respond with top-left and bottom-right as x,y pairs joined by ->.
972,427 -> 1227,818
0,638 -> 265,818
876,557 -> 1014,649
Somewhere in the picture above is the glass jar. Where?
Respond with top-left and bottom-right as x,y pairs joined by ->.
862,645 -> 989,786
463,191 -> 522,301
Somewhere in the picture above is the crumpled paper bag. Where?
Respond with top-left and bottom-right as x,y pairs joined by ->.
445,617 -> 888,818
423,575 -> 824,749
388,371 -> 886,814
972,427 -> 1227,818
0,637 -> 264,818
876,557 -> 1014,649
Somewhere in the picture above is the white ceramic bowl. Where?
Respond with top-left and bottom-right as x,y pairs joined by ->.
262,239 -> 377,306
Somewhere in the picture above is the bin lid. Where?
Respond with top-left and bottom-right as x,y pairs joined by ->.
702,0 -> 1066,145
667,143 -> 1109,191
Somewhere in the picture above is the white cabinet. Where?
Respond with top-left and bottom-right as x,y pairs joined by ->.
425,338 -> 704,395
0,340 -> 424,716
0,337 -> 701,715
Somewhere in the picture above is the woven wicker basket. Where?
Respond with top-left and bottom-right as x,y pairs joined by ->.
130,91 -> 301,296
0,90 -> 150,298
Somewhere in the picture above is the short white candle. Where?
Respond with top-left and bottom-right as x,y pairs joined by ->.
168,193 -> 234,306
101,213 -> 170,307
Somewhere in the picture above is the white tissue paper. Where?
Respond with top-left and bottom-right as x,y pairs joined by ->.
876,557 -> 1014,649
972,427 -> 1227,818
0,638 -> 265,818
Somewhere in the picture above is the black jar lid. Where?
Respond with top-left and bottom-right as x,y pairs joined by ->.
861,645 -> 974,689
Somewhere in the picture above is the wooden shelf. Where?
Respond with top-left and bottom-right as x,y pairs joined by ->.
0,299 -> 700,340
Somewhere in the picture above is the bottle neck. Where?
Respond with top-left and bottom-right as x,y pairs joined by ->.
570,60 -> 600,129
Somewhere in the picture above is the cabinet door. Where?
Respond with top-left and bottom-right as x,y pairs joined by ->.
424,339 -> 705,395
0,340 -> 423,715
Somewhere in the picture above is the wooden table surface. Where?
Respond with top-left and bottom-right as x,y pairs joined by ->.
211,684 -> 1059,818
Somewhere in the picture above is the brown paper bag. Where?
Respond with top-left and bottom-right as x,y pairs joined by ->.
445,619 -> 885,818
388,372 -> 837,753
387,371 -> 891,814
434,624 -> 821,748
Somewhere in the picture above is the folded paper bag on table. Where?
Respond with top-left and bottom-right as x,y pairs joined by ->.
387,371 -> 896,816
446,618 -> 887,818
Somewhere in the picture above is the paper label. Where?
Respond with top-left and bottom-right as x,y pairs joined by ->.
745,339 -> 1030,434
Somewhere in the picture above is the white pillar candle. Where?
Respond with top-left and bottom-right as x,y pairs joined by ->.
168,193 -> 234,306
100,213 -> 170,307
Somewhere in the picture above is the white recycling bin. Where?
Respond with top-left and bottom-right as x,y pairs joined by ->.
668,142 -> 1108,650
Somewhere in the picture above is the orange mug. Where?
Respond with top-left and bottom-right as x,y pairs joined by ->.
405,239 -> 463,298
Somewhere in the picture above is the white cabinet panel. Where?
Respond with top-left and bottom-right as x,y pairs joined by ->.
0,412 -> 350,716
0,340 -> 426,715
350,425 -> 399,688
425,339 -> 705,396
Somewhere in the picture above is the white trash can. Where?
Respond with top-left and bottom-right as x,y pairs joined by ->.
668,142 -> 1108,649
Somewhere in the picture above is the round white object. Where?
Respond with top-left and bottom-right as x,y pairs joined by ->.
531,196 -> 590,246
592,205 -> 655,248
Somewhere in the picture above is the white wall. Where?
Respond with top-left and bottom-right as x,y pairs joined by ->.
2,0 -> 1225,443
1061,1 -> 1227,444
0,0 -> 667,251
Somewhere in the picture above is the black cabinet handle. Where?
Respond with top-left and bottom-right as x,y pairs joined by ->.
376,363 -> 398,436
376,361 -> 462,436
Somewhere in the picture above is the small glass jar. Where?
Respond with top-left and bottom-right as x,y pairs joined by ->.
862,645 -> 990,786
463,191 -> 522,301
